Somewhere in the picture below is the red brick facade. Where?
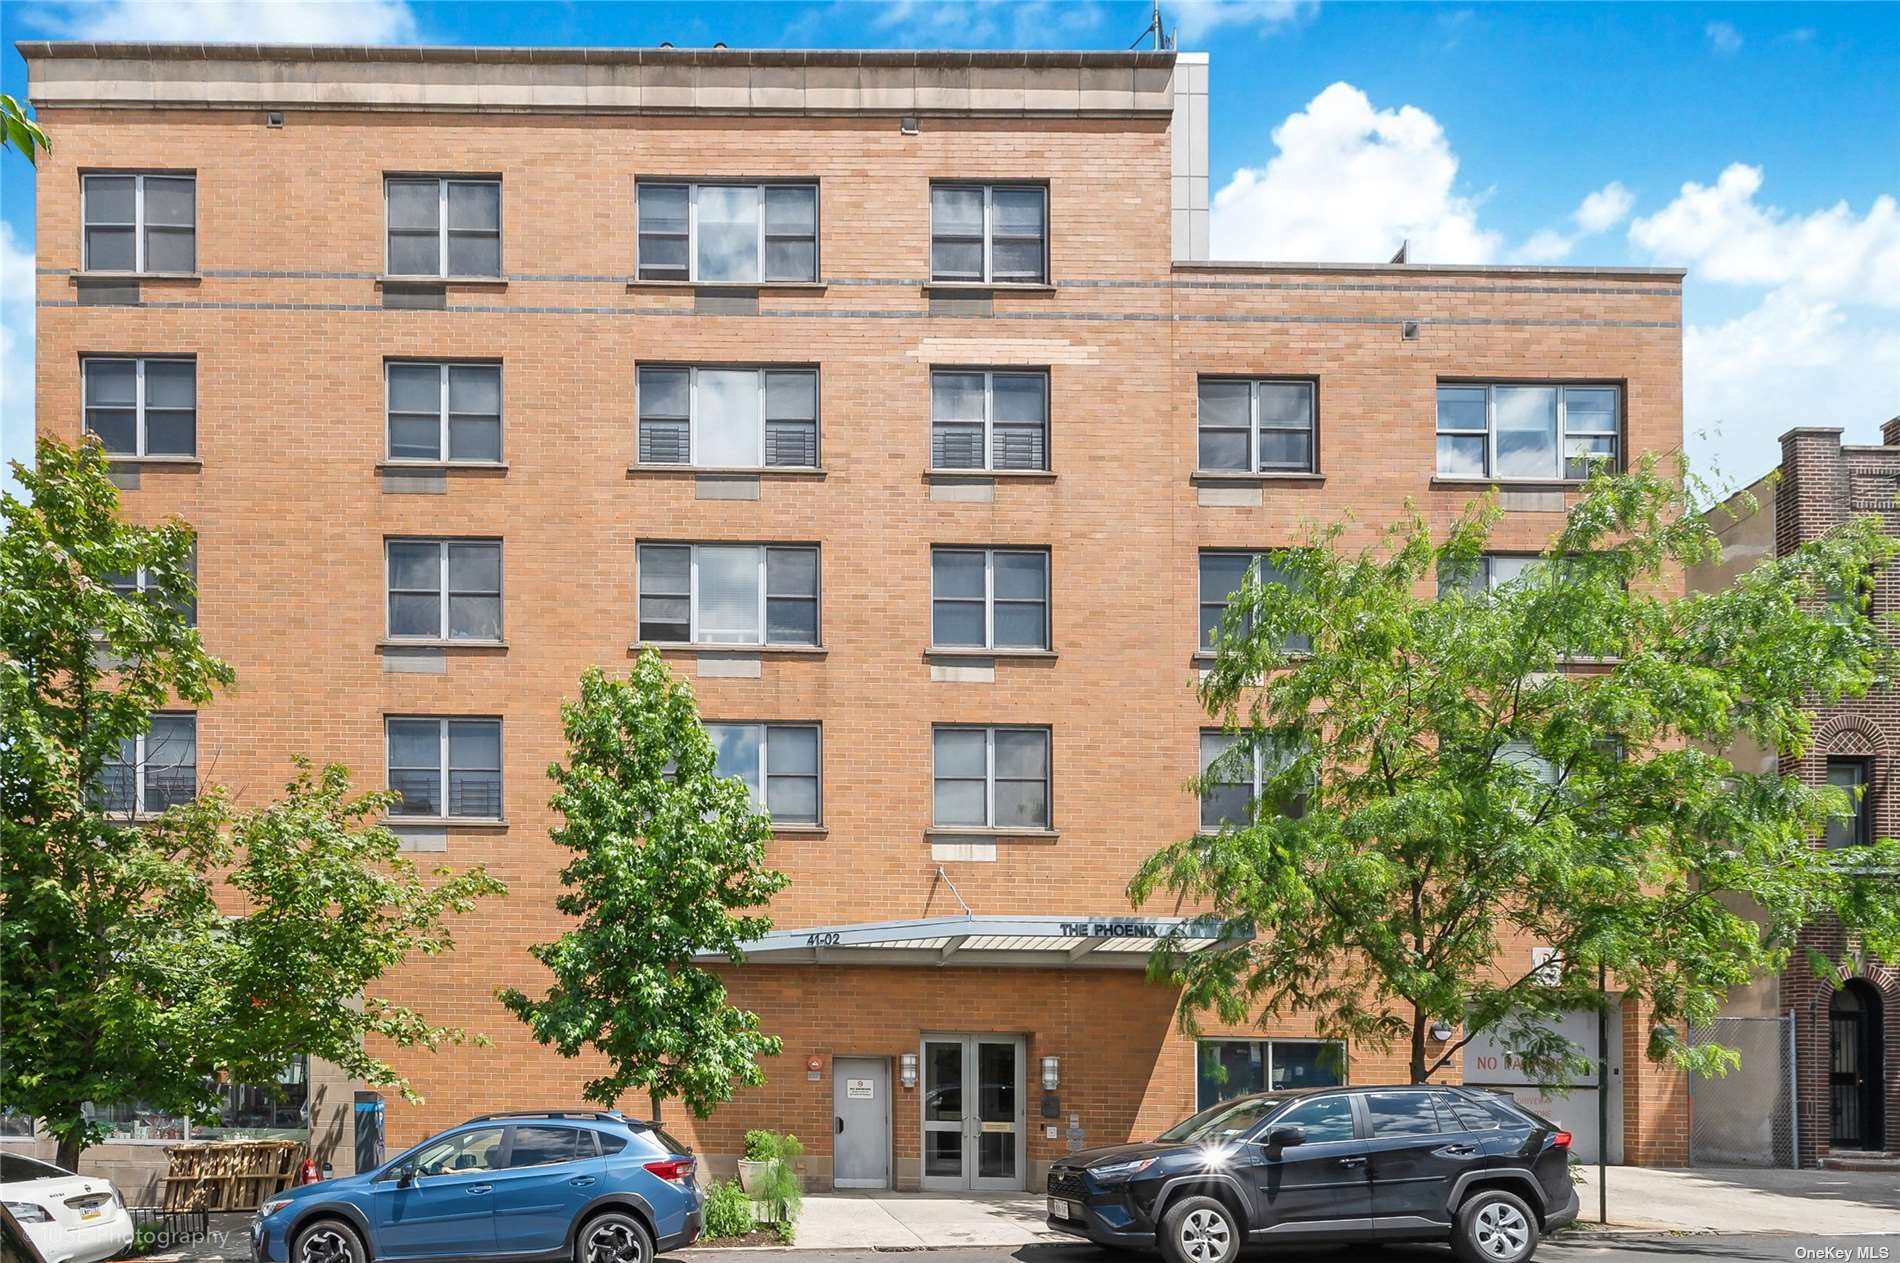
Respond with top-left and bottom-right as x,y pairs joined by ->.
22,43 -> 1689,1191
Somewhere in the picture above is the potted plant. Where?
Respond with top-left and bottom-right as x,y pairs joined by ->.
736,1130 -> 775,1196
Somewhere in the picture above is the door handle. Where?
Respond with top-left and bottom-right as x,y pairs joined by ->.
1440,1144 -> 1477,1156
568,1176 -> 596,1188
836,1116 -> 845,1135
465,1185 -> 492,1195
1337,1157 -> 1366,1168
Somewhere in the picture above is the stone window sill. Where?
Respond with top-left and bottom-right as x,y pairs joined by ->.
1191,471 -> 1325,485
71,271 -> 201,283
377,639 -> 509,652
771,824 -> 830,837
385,817 -> 510,830
924,648 -> 1058,660
632,642 -> 828,657
376,461 -> 509,474
376,275 -> 510,287
923,281 -> 1058,294
925,826 -> 1060,842
627,279 -> 828,293
923,468 -> 1057,481
107,455 -> 202,468
1429,477 -> 1587,491
627,465 -> 827,478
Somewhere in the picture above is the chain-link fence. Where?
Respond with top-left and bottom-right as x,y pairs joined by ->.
1687,1014 -> 1797,1167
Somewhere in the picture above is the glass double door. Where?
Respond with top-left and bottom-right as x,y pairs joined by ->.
921,1034 -> 1025,1190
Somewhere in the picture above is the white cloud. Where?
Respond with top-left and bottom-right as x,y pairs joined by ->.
1630,164 -> 1900,307
25,0 -> 421,43
1,220 -> 35,482
1575,181 -> 1635,235
1210,81 -> 1501,264
1705,21 -> 1742,54
1172,0 -> 1314,45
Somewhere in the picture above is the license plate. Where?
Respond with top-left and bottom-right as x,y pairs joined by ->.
81,1210 -> 103,1221
1048,1198 -> 1075,1220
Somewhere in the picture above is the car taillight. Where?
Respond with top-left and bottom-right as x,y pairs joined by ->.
643,1158 -> 695,1183
1551,1131 -> 1572,1149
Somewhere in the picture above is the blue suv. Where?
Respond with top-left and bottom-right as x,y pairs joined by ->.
251,1111 -> 701,1263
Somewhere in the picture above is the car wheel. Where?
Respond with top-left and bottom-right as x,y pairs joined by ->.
1453,1190 -> 1539,1263
1159,1196 -> 1239,1263
292,1221 -> 363,1263
576,1212 -> 653,1263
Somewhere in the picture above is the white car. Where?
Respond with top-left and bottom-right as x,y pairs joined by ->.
0,1154 -> 134,1263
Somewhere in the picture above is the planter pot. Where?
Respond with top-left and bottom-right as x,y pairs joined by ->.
736,1160 -> 770,1196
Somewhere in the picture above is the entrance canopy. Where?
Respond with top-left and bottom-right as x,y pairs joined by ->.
708,914 -> 1245,969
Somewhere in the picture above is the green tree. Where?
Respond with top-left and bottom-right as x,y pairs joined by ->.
501,656 -> 789,1122
1132,459 -> 1900,1085
1,438 -> 503,1165
1,94 -> 50,165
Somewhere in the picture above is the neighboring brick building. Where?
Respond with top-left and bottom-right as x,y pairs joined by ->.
1695,424 -> 1900,1168
19,41 -> 1688,1194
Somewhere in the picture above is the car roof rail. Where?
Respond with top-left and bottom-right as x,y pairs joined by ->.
463,1109 -> 639,1124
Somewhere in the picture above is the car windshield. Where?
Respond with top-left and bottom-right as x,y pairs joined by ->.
1157,1096 -> 1284,1143
0,1154 -> 69,1182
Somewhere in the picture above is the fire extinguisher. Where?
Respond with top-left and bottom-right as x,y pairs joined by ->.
298,1158 -> 321,1185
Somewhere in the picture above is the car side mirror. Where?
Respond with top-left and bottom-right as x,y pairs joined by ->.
396,1163 -> 418,1188
1266,1126 -> 1305,1149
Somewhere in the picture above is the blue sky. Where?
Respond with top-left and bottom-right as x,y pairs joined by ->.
3,1 -> 1897,492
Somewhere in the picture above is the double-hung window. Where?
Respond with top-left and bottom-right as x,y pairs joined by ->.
386,717 -> 502,819
637,366 -> 819,468
932,726 -> 1050,830
385,176 -> 502,278
82,173 -> 195,273
1197,378 -> 1316,474
386,362 -> 502,463
1437,554 -> 1541,600
637,543 -> 819,647
1435,383 -> 1621,480
97,713 -> 196,816
706,723 -> 822,825
930,184 -> 1047,284
107,551 -> 197,627
1198,551 -> 1311,654
929,370 -> 1049,471
636,182 -> 819,283
930,548 -> 1049,650
83,357 -> 196,457
1825,757 -> 1874,848
386,539 -> 503,642
1199,730 -> 1306,830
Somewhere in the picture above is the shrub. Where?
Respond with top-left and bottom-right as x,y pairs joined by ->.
742,1130 -> 804,1225
742,1129 -> 776,1161
702,1179 -> 756,1240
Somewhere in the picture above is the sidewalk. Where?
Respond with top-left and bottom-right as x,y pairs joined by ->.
1571,1165 -> 1900,1235
792,1191 -> 1067,1249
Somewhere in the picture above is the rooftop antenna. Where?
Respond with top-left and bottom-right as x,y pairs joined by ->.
1131,0 -> 1172,51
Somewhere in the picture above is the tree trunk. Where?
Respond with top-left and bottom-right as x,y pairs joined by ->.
54,1126 -> 85,1172
648,1089 -> 662,1125
1410,1005 -> 1429,1083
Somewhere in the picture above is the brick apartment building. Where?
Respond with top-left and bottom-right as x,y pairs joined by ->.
1692,424 -> 1900,1168
18,40 -> 1691,1194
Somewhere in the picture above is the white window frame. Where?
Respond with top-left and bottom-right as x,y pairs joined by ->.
634,181 -> 821,284
82,355 -> 196,458
384,716 -> 504,822
384,361 -> 504,465
636,543 -> 822,648
928,369 -> 1050,472
101,712 -> 197,817
107,553 -> 197,628
384,538 -> 504,643
635,365 -> 821,469
1435,382 -> 1623,481
1196,377 -> 1317,474
931,724 -> 1052,830
929,547 -> 1050,651
704,722 -> 823,826
1199,730 -> 1306,831
384,176 -> 503,279
81,172 -> 195,274
929,183 -> 1049,284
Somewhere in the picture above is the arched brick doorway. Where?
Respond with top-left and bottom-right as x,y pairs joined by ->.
1830,980 -> 1886,1150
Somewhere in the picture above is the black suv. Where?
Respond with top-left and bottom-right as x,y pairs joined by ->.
1046,1084 -> 1578,1263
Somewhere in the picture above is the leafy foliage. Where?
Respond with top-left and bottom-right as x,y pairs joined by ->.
1,438 -> 503,1162
701,1179 -> 757,1240
1131,457 -> 1900,1083
499,655 -> 789,1121
1,95 -> 50,166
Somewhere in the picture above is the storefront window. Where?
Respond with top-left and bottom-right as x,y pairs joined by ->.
84,1102 -> 189,1143
79,1057 -> 310,1143
0,1110 -> 34,1139
1196,1039 -> 1346,1109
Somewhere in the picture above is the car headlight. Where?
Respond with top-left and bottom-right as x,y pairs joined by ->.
259,1199 -> 293,1218
3,1202 -> 53,1224
1089,1157 -> 1158,1182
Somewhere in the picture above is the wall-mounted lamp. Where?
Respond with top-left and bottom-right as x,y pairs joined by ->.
1041,1056 -> 1060,1090
900,1053 -> 919,1089
1430,1020 -> 1457,1042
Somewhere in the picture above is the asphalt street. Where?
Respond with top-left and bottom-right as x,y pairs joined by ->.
679,1237 -> 1900,1263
